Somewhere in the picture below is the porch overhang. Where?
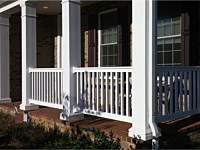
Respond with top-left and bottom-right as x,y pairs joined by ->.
0,0 -> 20,15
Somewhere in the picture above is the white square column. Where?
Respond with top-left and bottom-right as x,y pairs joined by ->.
129,0 -> 160,141
60,0 -> 83,121
0,15 -> 11,103
20,2 -> 38,111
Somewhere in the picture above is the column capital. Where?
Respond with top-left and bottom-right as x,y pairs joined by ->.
20,2 -> 37,18
19,1 -> 35,8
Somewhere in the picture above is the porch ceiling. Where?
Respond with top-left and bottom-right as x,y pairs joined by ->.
33,1 -> 97,15
0,0 -> 97,16
0,0 -> 17,8
32,1 -> 62,15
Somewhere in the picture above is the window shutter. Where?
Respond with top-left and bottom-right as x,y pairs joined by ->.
118,6 -> 129,66
181,12 -> 190,66
88,14 -> 98,67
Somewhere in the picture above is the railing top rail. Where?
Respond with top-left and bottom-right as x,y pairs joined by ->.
73,66 -> 132,73
157,66 -> 200,72
29,68 -> 63,73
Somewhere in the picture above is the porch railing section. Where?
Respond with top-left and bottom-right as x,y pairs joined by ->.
73,67 -> 133,123
156,66 -> 200,122
29,68 -> 63,109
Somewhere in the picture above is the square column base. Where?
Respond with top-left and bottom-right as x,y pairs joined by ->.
20,104 -> 39,111
60,112 -> 84,122
0,98 -> 11,103
128,127 -> 153,141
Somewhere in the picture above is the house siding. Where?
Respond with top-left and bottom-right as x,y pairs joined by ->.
37,15 -> 57,68
10,13 -> 21,101
81,1 -> 132,67
9,13 -> 57,101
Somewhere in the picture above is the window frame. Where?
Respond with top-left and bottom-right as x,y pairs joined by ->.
157,16 -> 182,66
98,8 -> 118,67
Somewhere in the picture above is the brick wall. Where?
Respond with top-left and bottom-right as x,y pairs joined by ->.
37,15 -> 57,68
10,13 -> 21,101
81,1 -> 132,67
9,13 -> 57,101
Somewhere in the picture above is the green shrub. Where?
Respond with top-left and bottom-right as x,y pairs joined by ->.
6,122 -> 121,149
0,111 -> 14,132
0,110 -> 121,149
44,128 -> 121,149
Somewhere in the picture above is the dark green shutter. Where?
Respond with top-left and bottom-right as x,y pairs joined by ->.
181,12 -> 190,66
88,14 -> 98,67
118,6 -> 129,66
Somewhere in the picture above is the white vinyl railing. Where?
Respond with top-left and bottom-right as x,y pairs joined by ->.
156,66 -> 200,122
73,67 -> 133,123
29,68 -> 63,109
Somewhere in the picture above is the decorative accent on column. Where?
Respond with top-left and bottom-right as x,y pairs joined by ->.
128,0 -> 160,141
60,0 -> 84,121
19,2 -> 38,111
0,15 -> 11,103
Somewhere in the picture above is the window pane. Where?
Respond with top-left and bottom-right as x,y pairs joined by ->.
164,39 -> 172,51
173,37 -> 181,50
157,26 -> 163,37
111,28 -> 116,34
163,19 -> 171,36
112,33 -> 117,43
157,52 -> 163,65
164,52 -> 172,64
108,56 -> 114,65
172,22 -> 180,35
101,44 -> 117,67
102,45 -> 108,55
102,56 -> 107,66
157,40 -> 163,52
174,51 -> 181,64
108,45 -> 114,55
163,24 -> 171,36
101,27 -> 117,44
102,34 -> 109,44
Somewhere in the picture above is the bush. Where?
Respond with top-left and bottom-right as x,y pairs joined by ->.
0,111 -> 14,133
6,122 -> 121,149
44,127 -> 121,149
0,111 -> 121,149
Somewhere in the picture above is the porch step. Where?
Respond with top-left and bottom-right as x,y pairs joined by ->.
158,114 -> 200,148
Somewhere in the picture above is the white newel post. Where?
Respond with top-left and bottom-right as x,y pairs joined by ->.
60,0 -> 83,121
129,0 -> 160,141
20,2 -> 38,111
0,15 -> 11,103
